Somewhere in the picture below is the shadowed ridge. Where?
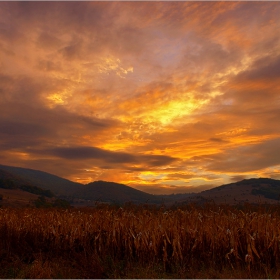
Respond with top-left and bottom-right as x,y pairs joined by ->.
73,180 -> 160,204
0,164 -> 83,195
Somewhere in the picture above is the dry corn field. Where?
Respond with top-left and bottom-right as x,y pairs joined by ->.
1,204 -> 280,278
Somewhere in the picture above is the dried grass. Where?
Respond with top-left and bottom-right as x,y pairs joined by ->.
1,203 -> 280,278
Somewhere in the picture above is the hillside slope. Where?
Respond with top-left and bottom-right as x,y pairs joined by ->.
0,164 -> 82,196
2,164 -> 280,206
74,180 -> 160,204
0,188 -> 40,208
177,178 -> 280,205
0,164 -> 162,204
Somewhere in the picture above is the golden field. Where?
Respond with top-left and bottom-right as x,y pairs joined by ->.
0,203 -> 280,278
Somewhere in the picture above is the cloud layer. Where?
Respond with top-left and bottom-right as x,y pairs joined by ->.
1,2 -> 280,193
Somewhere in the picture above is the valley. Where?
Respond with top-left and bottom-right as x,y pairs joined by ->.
1,164 -> 280,208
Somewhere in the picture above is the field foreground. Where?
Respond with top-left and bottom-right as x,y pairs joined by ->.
1,203 -> 280,278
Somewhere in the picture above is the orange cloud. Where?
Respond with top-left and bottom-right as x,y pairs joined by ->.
1,2 -> 280,193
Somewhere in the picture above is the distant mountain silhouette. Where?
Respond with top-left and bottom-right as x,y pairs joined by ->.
0,164 -> 83,195
1,164 -> 280,206
177,178 -> 280,205
74,181 -> 160,204
0,164 -> 163,204
203,178 -> 280,199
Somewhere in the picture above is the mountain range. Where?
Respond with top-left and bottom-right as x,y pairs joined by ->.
1,164 -> 280,207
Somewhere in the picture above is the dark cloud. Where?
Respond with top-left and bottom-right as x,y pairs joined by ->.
0,73 -> 51,105
140,155 -> 177,167
49,146 -> 134,162
0,121 -> 49,137
0,100 -> 118,153
233,55 -> 280,84
207,138 -> 280,173
0,120 -> 52,151
46,146 -> 177,167
220,54 -> 280,110
209,138 -> 228,143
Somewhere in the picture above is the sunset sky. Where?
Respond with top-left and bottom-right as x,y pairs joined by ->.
1,2 -> 280,194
